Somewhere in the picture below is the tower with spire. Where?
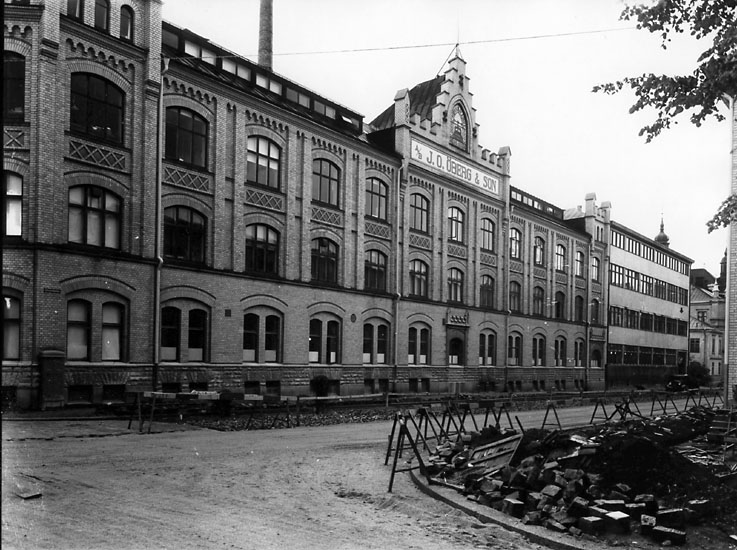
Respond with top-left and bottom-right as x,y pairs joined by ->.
654,217 -> 670,248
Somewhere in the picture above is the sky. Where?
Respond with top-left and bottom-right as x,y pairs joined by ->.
163,0 -> 732,274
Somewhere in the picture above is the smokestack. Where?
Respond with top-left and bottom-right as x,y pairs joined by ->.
258,0 -> 273,71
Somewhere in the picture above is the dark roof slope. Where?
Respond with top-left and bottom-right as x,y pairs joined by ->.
370,75 -> 443,129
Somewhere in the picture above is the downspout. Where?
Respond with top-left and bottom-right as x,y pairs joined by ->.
392,166 -> 403,394
152,58 -> 169,390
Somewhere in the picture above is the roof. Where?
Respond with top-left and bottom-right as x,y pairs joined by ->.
370,75 -> 444,130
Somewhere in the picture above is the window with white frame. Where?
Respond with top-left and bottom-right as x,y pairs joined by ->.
309,317 -> 340,364
410,194 -> 429,233
555,337 -> 567,366
4,172 -> 22,236
534,237 -> 545,266
247,136 -> 281,189
409,259 -> 428,298
479,331 -> 496,366
68,186 -> 121,249
532,334 -> 546,366
555,244 -> 566,272
243,311 -> 281,363
3,295 -> 21,360
408,325 -> 430,365
363,321 -> 390,364
480,219 -> 495,251
448,268 -> 464,303
448,207 -> 465,243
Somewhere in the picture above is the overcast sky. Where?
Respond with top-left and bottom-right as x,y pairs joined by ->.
163,0 -> 731,274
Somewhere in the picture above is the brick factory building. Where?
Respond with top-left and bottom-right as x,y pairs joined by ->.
3,0 -> 692,409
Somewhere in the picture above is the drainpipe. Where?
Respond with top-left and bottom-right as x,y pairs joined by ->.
152,58 -> 169,390
391,166 -> 404,394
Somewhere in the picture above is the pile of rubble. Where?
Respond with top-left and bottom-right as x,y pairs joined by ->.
424,406 -> 737,547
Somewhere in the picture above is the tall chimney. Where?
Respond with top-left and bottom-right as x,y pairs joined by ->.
258,0 -> 273,71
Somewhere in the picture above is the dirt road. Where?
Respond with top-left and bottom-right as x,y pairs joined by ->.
3,417 -> 544,550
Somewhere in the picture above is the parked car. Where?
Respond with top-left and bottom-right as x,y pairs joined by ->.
665,374 -> 689,392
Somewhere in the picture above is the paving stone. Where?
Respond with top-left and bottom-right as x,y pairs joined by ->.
578,516 -> 605,535
604,511 -> 631,534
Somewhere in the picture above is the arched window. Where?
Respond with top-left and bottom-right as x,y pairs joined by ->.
4,172 -> 22,237
480,275 -> 494,309
68,186 -> 121,249
575,251 -> 585,277
243,313 -> 259,362
409,259 -> 428,298
3,53 -> 25,121
575,295 -> 585,322
532,334 -> 546,366
363,321 -> 390,364
534,237 -> 545,266
67,0 -> 84,19
243,311 -> 281,363
67,299 -> 91,360
448,268 -> 464,303
532,286 -> 545,316
449,338 -> 464,365
163,206 -> 206,263
591,257 -> 601,282
247,136 -> 281,189
101,302 -> 124,361
479,331 -> 496,366
509,281 -> 522,313
408,325 -> 430,365
365,250 -> 387,291
3,295 -> 21,360
555,244 -> 566,271
365,178 -> 388,221
245,224 -> 279,275
410,194 -> 429,233
509,228 -> 522,260
160,306 -> 181,361
480,219 -> 495,251
165,107 -> 208,168
311,237 -> 338,284
120,6 -> 134,40
312,159 -> 340,206
95,0 -> 110,31
554,291 -> 566,319
449,103 -> 468,150
555,337 -> 567,366
574,339 -> 586,367
447,207 -> 465,243
309,317 -> 341,364
71,73 -> 124,144
508,333 -> 522,366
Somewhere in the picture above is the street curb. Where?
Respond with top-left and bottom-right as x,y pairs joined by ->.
408,468 -> 600,550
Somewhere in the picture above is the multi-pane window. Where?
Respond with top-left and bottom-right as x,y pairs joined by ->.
4,172 -> 22,236
447,207 -> 464,243
480,219 -> 495,251
555,337 -> 567,366
509,228 -> 522,259
574,295 -> 585,322
365,178 -> 388,220
575,251 -> 585,277
120,6 -> 134,40
480,275 -> 494,309
408,326 -> 430,364
311,237 -> 338,284
67,0 -> 83,19
365,250 -> 387,291
448,338 -> 464,365
410,194 -> 429,232
532,335 -> 545,366
67,299 -> 91,360
3,53 -> 25,121
101,302 -> 123,361
555,244 -> 566,271
508,333 -> 522,366
574,340 -> 585,367
188,309 -> 207,361
68,186 -> 121,249
95,0 -> 110,31
245,224 -> 279,275
554,291 -> 566,319
243,312 -> 281,363
591,299 -> 600,324
163,206 -> 206,263
448,268 -> 464,303
363,322 -> 389,364
409,259 -> 428,298
532,286 -> 545,316
3,295 -> 21,360
165,107 -> 208,168
312,159 -> 340,206
533,237 -> 545,266
309,318 -> 340,364
160,306 -> 181,361
449,103 -> 468,150
479,331 -> 496,366
70,73 -> 124,144
591,257 -> 600,282
509,281 -> 521,313
247,136 -> 281,189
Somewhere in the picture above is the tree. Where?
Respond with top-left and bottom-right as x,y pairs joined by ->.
593,1 -> 737,230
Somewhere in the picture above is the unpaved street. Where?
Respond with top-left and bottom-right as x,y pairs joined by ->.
3,417 -> 543,550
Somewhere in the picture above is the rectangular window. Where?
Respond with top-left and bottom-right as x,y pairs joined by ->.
690,338 -> 700,353
101,303 -> 123,361
67,300 -> 90,360
188,309 -> 207,361
3,296 -> 21,360
4,172 -> 22,236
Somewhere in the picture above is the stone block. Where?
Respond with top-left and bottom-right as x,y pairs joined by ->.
578,516 -> 604,535
604,511 -> 631,534
502,497 -> 525,518
594,499 -> 626,513
686,499 -> 711,520
544,519 -> 567,533
607,490 -> 629,502
657,508 -> 686,529
526,492 -> 543,511
588,506 -> 609,519
634,494 -> 658,515
541,484 -> 562,500
625,502 -> 648,517
568,526 -> 582,537
564,468 -> 585,481
522,511 -> 543,526
640,514 -> 657,537
567,496 -> 590,518
651,526 -> 687,546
